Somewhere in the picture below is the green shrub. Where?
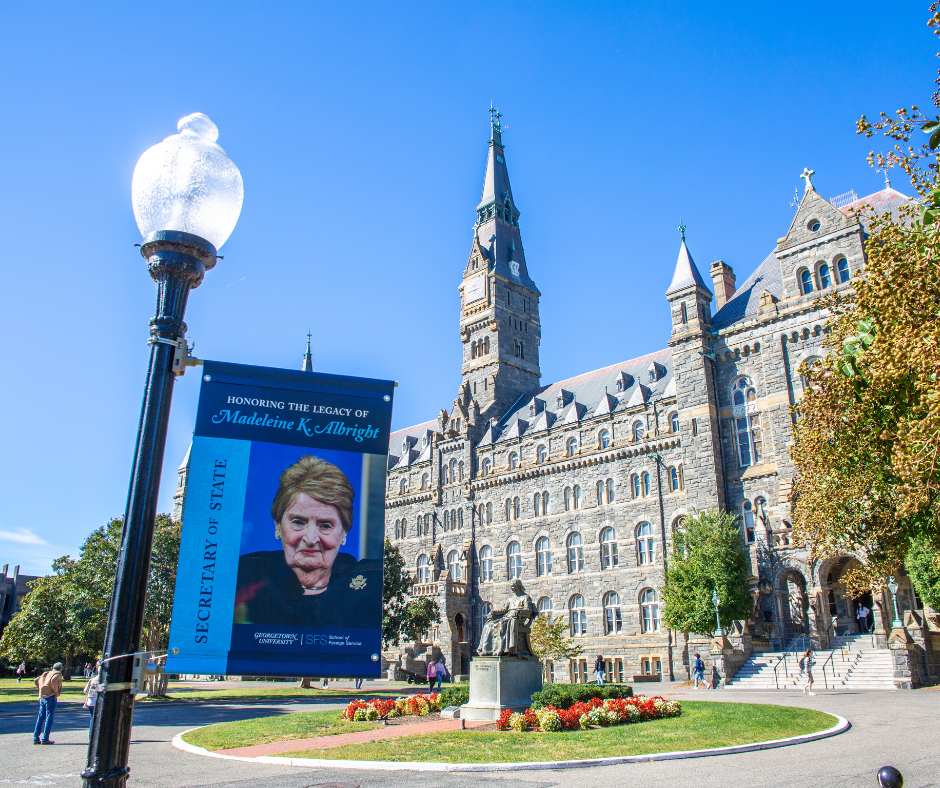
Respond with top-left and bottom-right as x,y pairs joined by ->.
530,683 -> 633,709
438,684 -> 469,707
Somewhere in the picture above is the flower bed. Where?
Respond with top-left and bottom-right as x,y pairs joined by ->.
497,695 -> 681,732
342,694 -> 441,721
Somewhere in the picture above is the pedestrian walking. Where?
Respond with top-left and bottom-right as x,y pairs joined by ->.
83,667 -> 102,738
593,654 -> 606,686
800,649 -> 816,696
435,657 -> 447,692
15,662 -> 26,683
692,653 -> 707,689
426,659 -> 436,693
321,677 -> 329,689
32,662 -> 63,744
856,604 -> 871,633
354,676 -> 364,690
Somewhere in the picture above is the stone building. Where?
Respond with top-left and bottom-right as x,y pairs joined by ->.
382,114 -> 932,684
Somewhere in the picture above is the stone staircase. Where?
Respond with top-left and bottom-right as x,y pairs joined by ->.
726,634 -> 897,691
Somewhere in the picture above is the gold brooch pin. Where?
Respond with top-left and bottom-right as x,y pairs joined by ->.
350,575 -> 367,590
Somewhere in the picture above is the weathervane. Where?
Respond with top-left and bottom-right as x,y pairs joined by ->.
678,221 -> 686,242
489,103 -> 503,133
790,187 -> 801,208
877,156 -> 892,189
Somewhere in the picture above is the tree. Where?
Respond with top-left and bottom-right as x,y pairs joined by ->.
530,613 -> 582,675
661,509 -> 752,637
0,514 -> 181,689
790,4 -> 940,593
382,539 -> 439,648
905,536 -> 940,611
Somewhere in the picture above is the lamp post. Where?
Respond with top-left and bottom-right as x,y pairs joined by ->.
712,588 -> 723,637
886,577 -> 904,629
82,114 -> 242,788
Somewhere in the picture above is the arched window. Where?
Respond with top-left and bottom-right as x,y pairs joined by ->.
458,508 -> 464,529
566,532 -> 584,573
800,269 -> 814,294
599,429 -> 611,449
536,537 -> 552,576
732,376 -> 757,406
448,550 -> 461,581
606,478 -> 614,503
670,412 -> 679,433
818,263 -> 832,289
537,445 -> 548,464
513,496 -> 521,520
836,257 -> 850,283
600,526 -> 618,569
681,302 -> 688,324
505,499 -> 512,522
566,437 -> 578,457
537,596 -> 553,615
736,414 -> 763,466
642,472 -> 651,497
596,480 -> 604,506
417,554 -> 430,584
520,342 -> 525,360
631,474 -> 640,499
480,545 -> 493,582
637,522 -> 655,565
442,464 -> 450,484
444,510 -> 451,531
573,485 -> 581,509
421,473 -> 429,490
458,461 -> 464,482
640,589 -> 660,633
569,594 -> 587,636
399,478 -> 407,494
482,458 -> 491,476
670,466 -> 682,492
743,500 -> 756,544
423,513 -> 430,535
604,591 -> 622,635
564,486 -> 572,511
509,452 -> 519,470
484,336 -> 490,353
533,493 -> 541,517
507,542 -> 522,580
633,421 -> 645,442
485,501 -> 492,524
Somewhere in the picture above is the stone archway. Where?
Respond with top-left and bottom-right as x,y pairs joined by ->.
773,558 -> 812,642
817,555 -> 867,636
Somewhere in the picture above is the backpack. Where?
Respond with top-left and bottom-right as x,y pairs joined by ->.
694,658 -> 705,672
799,657 -> 806,671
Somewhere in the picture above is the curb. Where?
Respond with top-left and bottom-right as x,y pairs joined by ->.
171,714 -> 850,772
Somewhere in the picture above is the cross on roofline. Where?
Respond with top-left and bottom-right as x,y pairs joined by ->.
489,104 -> 502,132
800,167 -> 815,193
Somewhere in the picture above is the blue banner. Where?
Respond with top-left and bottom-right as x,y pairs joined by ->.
166,361 -> 393,678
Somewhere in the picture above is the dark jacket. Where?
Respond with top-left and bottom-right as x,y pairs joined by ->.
233,550 -> 382,628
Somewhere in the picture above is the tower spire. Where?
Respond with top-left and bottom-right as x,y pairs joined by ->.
301,331 -> 313,372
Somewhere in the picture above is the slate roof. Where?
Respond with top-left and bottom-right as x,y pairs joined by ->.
840,186 -> 914,224
493,348 -> 675,443
387,419 -> 438,469
711,250 -> 782,330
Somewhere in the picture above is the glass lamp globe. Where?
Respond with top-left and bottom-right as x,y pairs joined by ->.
131,113 -> 243,250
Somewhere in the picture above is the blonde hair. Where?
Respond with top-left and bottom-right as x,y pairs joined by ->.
271,455 -> 355,531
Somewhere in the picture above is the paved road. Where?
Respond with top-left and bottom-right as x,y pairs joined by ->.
1,688 -> 936,788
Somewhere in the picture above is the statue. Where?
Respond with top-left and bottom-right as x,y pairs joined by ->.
477,580 -> 538,659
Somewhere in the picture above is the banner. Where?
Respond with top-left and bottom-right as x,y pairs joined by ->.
165,361 -> 394,678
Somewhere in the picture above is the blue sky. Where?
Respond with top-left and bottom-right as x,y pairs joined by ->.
0,1 -> 932,574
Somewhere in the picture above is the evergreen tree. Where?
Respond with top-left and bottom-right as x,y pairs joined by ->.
661,509 -> 752,637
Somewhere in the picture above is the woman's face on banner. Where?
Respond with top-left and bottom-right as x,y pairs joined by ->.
277,492 -> 345,574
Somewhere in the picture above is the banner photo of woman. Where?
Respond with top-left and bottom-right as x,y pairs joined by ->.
165,360 -> 394,679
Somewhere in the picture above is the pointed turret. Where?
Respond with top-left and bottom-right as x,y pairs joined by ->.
473,107 -> 537,291
666,232 -> 710,297
301,331 -> 314,372
666,226 -> 713,339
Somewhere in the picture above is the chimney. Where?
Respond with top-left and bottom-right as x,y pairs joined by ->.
710,260 -> 736,310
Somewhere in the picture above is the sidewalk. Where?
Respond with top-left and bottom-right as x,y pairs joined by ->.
216,717 -> 492,757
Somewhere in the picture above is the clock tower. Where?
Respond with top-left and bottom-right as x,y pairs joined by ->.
458,108 -> 542,425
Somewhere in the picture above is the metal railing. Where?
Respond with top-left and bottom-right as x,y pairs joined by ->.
773,636 -> 809,688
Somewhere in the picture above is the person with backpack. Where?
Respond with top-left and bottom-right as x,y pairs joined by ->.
692,653 -> 707,689
799,649 -> 816,696
32,662 -> 63,745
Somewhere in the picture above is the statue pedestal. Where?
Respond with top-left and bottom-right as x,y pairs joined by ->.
460,657 -> 542,721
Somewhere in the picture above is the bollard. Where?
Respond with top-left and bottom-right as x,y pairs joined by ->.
877,766 -> 903,788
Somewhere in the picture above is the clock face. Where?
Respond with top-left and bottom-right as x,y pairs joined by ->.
465,274 -> 486,303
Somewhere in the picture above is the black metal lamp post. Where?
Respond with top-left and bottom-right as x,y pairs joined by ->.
82,113 -> 242,788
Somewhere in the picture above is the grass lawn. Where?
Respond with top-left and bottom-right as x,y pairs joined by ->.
272,702 -> 837,763
0,678 -> 402,705
0,679 -> 88,704
183,709 -> 375,750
